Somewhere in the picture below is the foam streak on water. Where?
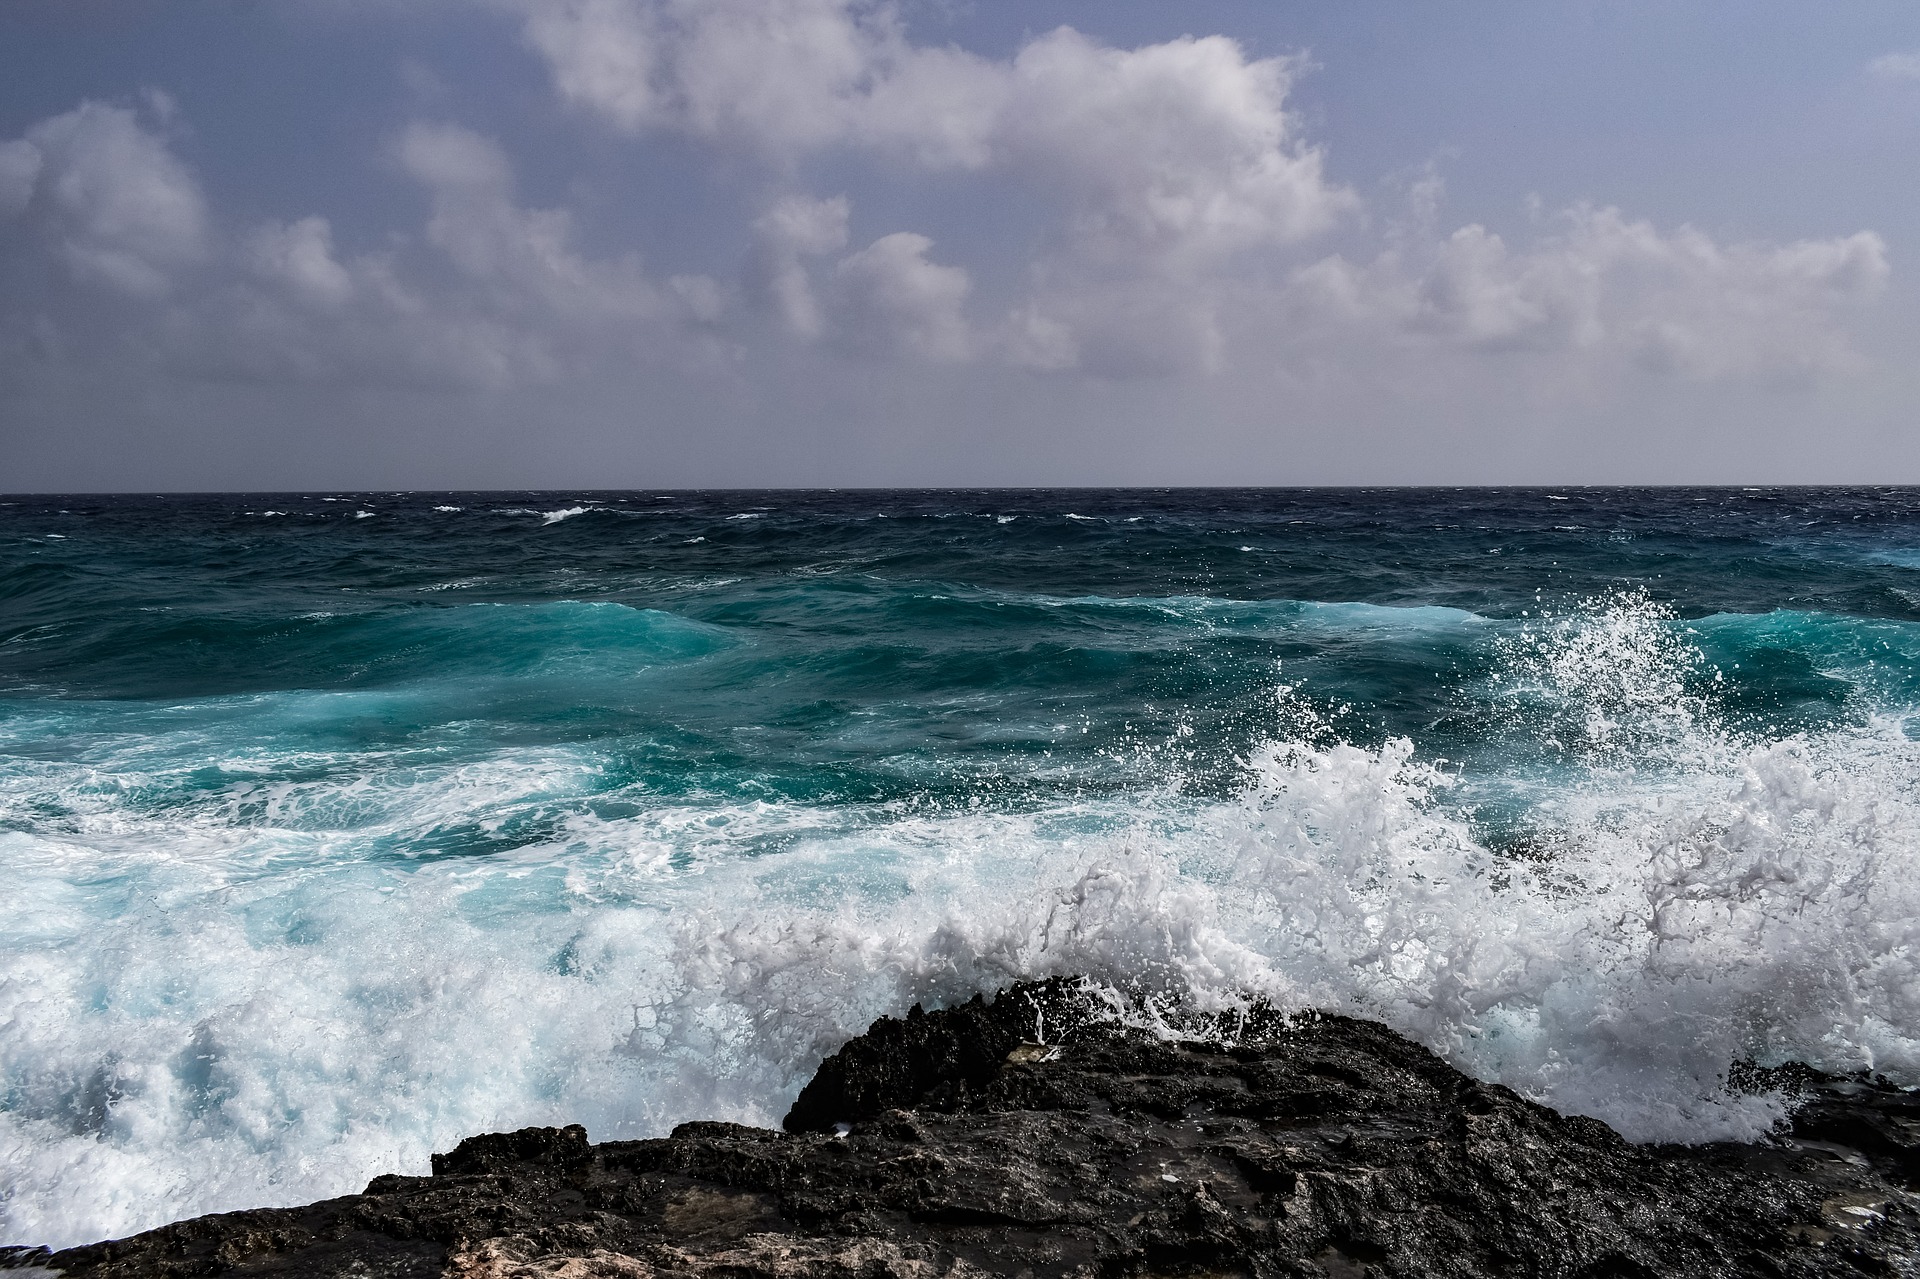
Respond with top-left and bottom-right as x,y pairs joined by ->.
9,489 -> 1920,1246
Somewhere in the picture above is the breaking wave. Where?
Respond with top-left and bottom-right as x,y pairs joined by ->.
7,590 -> 1920,1247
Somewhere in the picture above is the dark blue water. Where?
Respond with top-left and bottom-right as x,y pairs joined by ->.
9,488 -> 1920,1245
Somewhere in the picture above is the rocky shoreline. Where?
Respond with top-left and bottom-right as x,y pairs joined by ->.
6,979 -> 1920,1277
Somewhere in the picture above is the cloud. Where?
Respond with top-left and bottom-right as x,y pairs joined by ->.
382,3 -> 1898,388
512,0 -> 1352,247
747,195 -> 969,361
830,231 -> 971,361
0,30 -> 1893,427
1294,203 -> 1888,379
506,2 -> 1893,386
1868,51 -> 1920,82
0,101 -> 207,297
0,140 -> 41,219
518,0 -> 970,156
999,275 -> 1227,378
393,120 -> 672,323
509,0 -> 1354,372
0,100 -> 726,393
750,192 -> 850,338
246,216 -> 358,309
512,4 -> 1355,256
195,120 -> 728,387
993,29 -> 1348,262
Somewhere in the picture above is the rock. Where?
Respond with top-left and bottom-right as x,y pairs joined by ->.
8,978 -> 1920,1277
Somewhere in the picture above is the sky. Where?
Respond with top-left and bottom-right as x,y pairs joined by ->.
1,1 -> 1917,490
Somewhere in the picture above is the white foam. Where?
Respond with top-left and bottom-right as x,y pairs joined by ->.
541,507 -> 591,526
7,598 -> 1920,1246
1491,590 -> 1720,765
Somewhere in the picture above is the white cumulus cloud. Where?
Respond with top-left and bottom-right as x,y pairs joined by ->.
993,29 -> 1349,262
512,0 -> 1353,257
509,0 -> 1354,372
748,195 -> 970,361
1294,203 -> 1888,379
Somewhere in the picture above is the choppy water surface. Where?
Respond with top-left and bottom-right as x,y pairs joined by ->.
10,488 -> 1920,1244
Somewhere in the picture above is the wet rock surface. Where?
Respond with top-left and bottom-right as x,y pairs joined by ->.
8,979 -> 1920,1278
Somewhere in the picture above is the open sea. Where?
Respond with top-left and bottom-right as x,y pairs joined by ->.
9,487 -> 1920,1245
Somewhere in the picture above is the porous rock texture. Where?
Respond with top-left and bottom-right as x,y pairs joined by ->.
7,978 -> 1920,1278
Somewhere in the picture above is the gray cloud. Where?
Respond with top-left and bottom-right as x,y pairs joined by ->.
0,104 -> 729,393
750,192 -> 849,339
0,101 -> 207,298
830,230 -> 971,361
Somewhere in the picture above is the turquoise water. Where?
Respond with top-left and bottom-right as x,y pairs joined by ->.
10,488 -> 1920,1244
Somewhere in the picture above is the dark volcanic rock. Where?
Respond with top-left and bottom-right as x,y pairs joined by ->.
8,978 -> 1920,1277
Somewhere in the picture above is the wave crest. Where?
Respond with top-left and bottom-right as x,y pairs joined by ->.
8,595 -> 1920,1246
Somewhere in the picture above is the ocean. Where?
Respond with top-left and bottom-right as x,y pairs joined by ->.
7,487 -> 1920,1246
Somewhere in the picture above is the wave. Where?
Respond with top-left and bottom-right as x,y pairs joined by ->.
0,600 -> 736,699
8,716 -> 1920,1246
490,506 -> 598,525
10,592 -> 1920,1245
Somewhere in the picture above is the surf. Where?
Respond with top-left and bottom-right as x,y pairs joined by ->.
9,489 -> 1920,1247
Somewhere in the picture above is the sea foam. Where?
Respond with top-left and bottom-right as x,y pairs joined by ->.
5,597 -> 1920,1246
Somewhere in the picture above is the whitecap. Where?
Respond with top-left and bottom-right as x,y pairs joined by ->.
9,595 -> 1920,1247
